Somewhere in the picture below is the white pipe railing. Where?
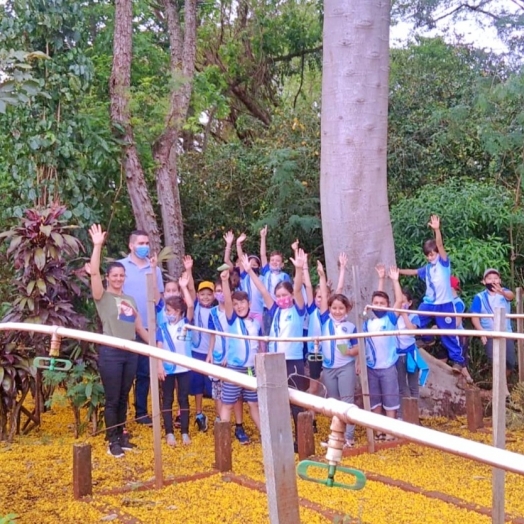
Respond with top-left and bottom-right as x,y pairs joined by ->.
364,304 -> 521,319
2,322 -> 524,476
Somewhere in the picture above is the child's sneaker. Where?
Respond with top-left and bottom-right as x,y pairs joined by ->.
107,441 -> 125,458
182,433 -> 191,445
166,433 -> 176,447
119,432 -> 136,451
195,413 -> 208,432
234,426 -> 250,445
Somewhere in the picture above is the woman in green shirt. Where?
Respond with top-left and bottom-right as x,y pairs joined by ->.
89,224 -> 149,458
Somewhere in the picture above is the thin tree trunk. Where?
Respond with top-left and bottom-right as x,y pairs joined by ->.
110,0 -> 161,250
321,0 -> 394,301
152,0 -> 198,276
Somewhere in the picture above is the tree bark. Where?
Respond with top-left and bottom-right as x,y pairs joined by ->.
320,0 -> 467,416
109,0 -> 161,250
321,0 -> 395,301
152,0 -> 198,276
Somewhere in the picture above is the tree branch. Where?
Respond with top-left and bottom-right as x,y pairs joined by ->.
271,45 -> 323,63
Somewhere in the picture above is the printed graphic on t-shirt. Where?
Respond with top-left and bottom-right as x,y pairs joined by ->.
116,298 -> 137,323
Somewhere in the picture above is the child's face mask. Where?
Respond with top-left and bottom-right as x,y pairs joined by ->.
215,291 -> 225,303
275,296 -> 293,309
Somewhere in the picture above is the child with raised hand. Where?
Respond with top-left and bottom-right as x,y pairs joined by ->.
185,255 -> 213,432
206,278 -> 247,442
470,268 -> 516,380
363,266 -> 403,437
240,250 -> 307,449
157,272 -> 194,447
235,232 -> 264,325
399,215 -> 469,376
317,260 -> 358,448
222,230 -> 242,291
219,267 -> 262,444
259,225 -> 292,300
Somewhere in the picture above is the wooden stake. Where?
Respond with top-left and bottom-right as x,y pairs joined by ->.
73,443 -> 92,499
465,388 -> 484,432
297,411 -> 315,460
492,307 -> 506,524
352,265 -> 375,453
255,353 -> 301,524
401,397 -> 419,425
517,288 -> 524,383
214,420 -> 232,472
146,273 -> 163,489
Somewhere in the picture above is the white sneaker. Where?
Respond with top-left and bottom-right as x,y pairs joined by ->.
166,433 -> 176,447
182,433 -> 191,445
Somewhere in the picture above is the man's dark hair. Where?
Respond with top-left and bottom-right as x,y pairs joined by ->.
129,230 -> 149,242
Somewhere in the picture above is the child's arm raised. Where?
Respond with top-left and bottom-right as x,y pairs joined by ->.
260,225 -> 268,267
317,260 -> 328,314
223,230 -> 235,270
290,248 -> 306,309
183,255 -> 196,302
398,268 -> 418,276
220,269 -> 234,320
375,263 -> 386,292
303,253 -> 314,306
240,253 -> 274,309
179,272 -> 194,323
389,266 -> 403,315
236,232 -> 247,261
88,224 -> 106,301
429,214 -> 448,261
335,252 -> 348,294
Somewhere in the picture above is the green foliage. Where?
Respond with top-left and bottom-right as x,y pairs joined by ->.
0,514 -> 19,524
391,179 -> 521,291
43,360 -> 104,437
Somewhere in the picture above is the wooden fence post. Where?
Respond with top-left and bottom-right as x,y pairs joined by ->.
352,266 -> 375,453
516,288 -> 524,383
492,307 -> 507,524
73,443 -> 92,499
146,273 -> 163,489
401,397 -> 420,425
465,388 -> 484,432
214,420 -> 232,472
297,411 -> 315,460
256,353 -> 301,524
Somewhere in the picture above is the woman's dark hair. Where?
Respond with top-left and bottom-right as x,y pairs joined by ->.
401,287 -> 413,303
105,261 -> 125,276
275,281 -> 293,294
423,239 -> 438,256
328,293 -> 353,311
232,290 -> 249,302
165,296 -> 187,316
371,290 -> 390,306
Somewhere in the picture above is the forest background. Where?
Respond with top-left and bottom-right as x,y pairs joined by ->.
1,1 -> 524,423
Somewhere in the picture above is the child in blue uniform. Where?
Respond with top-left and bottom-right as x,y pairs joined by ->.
316,260 -> 358,448
363,266 -> 403,438
157,273 -> 194,446
240,250 -> 307,449
219,269 -> 262,444
259,225 -> 292,300
399,215 -> 468,376
470,268 -> 515,380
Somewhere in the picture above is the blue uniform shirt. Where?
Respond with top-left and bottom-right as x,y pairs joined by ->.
191,300 -> 213,355
363,312 -> 399,369
267,302 -> 305,360
208,306 -> 228,365
417,255 -> 453,305
158,318 -> 192,375
319,311 -> 358,369
240,271 -> 264,315
470,290 -> 512,332
226,312 -> 262,367
261,265 -> 292,300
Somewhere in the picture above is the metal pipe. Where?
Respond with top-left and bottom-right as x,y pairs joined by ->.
3,322 -> 524,476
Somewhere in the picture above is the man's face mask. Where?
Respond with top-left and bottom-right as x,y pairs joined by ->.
135,245 -> 150,259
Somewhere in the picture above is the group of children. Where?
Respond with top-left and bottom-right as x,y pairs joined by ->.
90,215 -> 517,456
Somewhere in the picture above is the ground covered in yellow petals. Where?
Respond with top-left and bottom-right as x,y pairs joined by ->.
1,400 -> 524,524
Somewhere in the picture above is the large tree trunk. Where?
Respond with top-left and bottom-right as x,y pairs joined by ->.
320,0 -> 466,417
152,0 -> 197,277
109,0 -> 161,250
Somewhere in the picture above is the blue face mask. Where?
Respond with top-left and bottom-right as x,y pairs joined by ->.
167,314 -> 177,323
373,310 -> 387,319
135,245 -> 150,259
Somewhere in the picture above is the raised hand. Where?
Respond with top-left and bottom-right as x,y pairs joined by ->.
338,252 -> 348,269
388,266 -> 400,281
375,263 -> 386,279
183,255 -> 193,271
290,248 -> 306,269
316,260 -> 326,278
237,232 -> 247,244
260,225 -> 268,238
179,271 -> 189,288
291,239 -> 299,252
240,253 -> 251,272
428,214 -> 441,230
223,230 -> 235,245
220,269 -> 230,281
88,224 -> 106,246
150,252 -> 158,268
302,252 -> 309,270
